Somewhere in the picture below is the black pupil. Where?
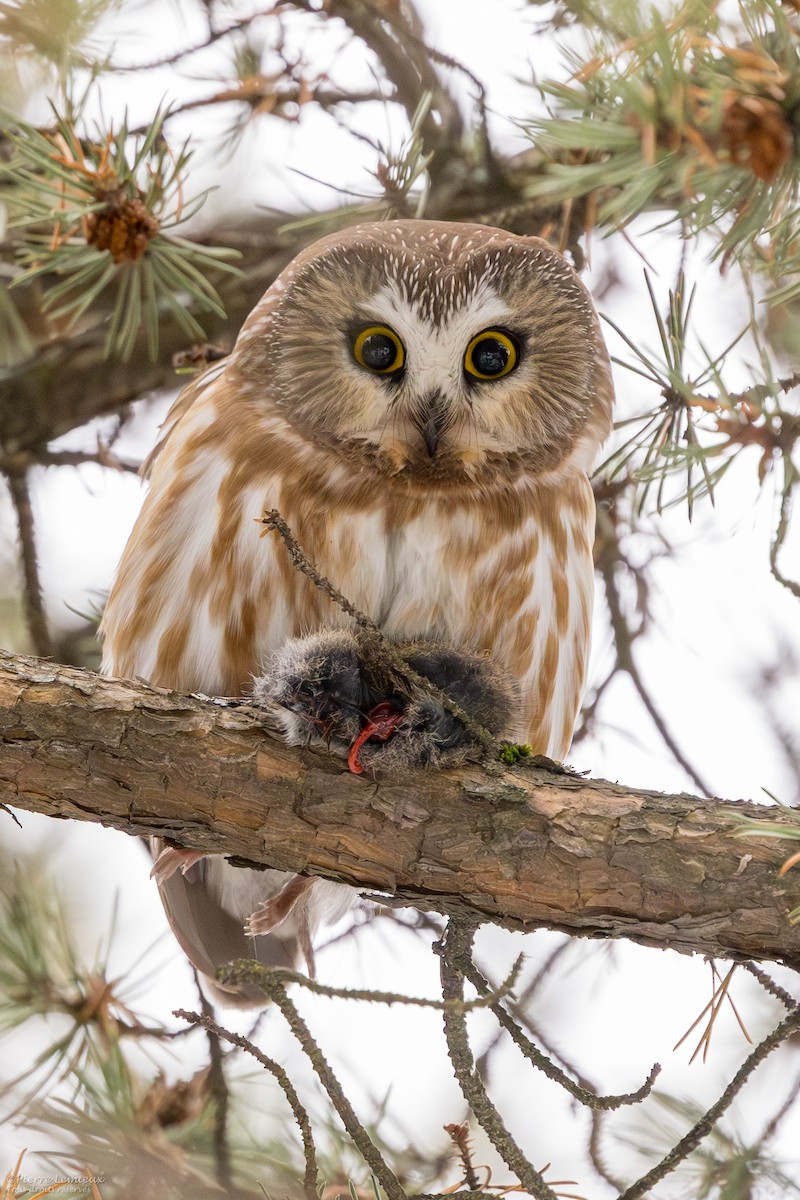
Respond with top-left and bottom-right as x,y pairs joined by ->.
473,337 -> 510,376
361,333 -> 397,371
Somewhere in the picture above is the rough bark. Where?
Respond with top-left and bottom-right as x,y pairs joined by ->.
1,650 -> 798,968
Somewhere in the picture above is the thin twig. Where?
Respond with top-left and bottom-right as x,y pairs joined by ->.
258,508 -> 396,628
761,1072 -> 800,1144
6,468 -> 53,657
588,1110 -> 626,1194
256,981 -> 408,1200
400,35 -> 506,191
109,10 -> 270,72
769,456 -> 800,601
474,942 -> 628,1191
129,85 -> 388,136
469,938 -> 628,1193
175,1007 -> 319,1200
618,1004 -> 800,1200
299,0 -> 463,183
221,957 -> 523,1010
741,961 -> 798,1010
194,976 -> 232,1191
436,920 -> 560,1200
0,448 -> 140,474
444,1121 -> 482,1192
571,665 -> 616,745
476,939 -> 575,1078
316,905 -> 444,954
260,509 -> 503,756
457,950 -> 660,1112
596,516 -> 713,796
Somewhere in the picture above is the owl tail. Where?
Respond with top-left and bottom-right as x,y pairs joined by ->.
154,852 -> 302,1008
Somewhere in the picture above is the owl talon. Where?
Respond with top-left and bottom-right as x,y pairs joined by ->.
246,873 -> 317,937
151,846 -> 206,884
347,702 -> 406,774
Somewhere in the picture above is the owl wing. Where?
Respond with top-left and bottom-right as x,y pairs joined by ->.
102,362 -> 360,1000
140,365 -> 220,479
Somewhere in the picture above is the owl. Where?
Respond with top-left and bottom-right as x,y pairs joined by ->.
101,219 -> 614,1004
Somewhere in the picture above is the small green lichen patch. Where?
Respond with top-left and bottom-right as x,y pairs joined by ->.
498,742 -> 533,766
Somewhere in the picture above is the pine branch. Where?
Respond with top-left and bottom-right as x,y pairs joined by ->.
454,951 -> 661,1111
176,1007 -> 320,1200
618,1004 -> 800,1200
0,224 -> 291,452
595,524 -> 713,796
2,650 -> 800,967
436,920 -> 560,1200
249,979 -> 408,1200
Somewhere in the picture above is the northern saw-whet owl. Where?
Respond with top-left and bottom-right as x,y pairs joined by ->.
101,220 -> 614,1004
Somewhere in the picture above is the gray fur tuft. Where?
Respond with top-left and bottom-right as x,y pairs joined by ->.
254,630 -> 518,770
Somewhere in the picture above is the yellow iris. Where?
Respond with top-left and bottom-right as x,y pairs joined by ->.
353,325 -> 405,374
464,329 -> 518,380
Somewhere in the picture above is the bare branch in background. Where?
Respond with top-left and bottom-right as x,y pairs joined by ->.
5,468 -> 52,658
770,456 -> 800,601
436,919 -> 559,1200
593,492 -> 714,796
109,10 -> 271,72
312,0 -> 465,183
0,445 -> 141,475
194,978 -> 233,1192
618,1002 -> 800,1200
177,1006 -> 320,1200
253,978 -> 407,1200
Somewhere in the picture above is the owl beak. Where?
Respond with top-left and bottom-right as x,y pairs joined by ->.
414,393 -> 448,458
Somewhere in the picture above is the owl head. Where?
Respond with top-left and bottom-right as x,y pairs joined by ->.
234,220 -> 613,485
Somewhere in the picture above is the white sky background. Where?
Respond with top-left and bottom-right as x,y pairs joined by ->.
3,0 -> 800,1194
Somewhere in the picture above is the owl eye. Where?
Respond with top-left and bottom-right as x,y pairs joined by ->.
464,329 -> 519,381
353,325 -> 405,375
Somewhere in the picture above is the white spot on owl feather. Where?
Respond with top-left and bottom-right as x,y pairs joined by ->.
376,507 -> 467,637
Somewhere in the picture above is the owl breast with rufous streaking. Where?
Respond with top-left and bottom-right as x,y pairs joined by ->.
101,219 -> 614,1004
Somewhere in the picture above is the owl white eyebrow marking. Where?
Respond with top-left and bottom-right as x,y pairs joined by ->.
364,278 -> 511,355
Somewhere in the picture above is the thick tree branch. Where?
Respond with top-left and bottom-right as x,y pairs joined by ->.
1,650 -> 799,968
